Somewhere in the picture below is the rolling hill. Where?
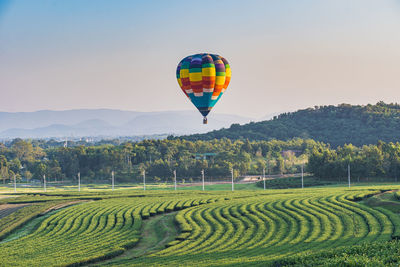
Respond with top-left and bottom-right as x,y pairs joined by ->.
179,102 -> 400,147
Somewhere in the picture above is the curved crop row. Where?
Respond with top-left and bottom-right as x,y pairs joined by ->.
2,187 -> 400,266
131,187 -> 400,266
0,195 -> 218,266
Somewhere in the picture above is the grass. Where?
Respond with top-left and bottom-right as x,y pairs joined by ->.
1,177 -> 399,194
1,184 -> 400,266
0,191 -> 224,266
0,208 -> 61,244
128,186 -> 400,266
361,190 -> 400,214
0,200 -> 73,241
273,239 -> 400,266
99,212 -> 178,266
256,176 -> 339,189
0,181 -> 266,194
175,182 -> 260,191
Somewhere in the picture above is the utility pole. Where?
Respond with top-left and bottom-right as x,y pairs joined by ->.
174,170 -> 177,191
78,172 -> 81,192
348,164 -> 351,188
263,168 -> 266,190
43,174 -> 46,192
201,169 -> 205,191
111,171 -> 115,191
143,170 -> 146,191
13,173 -> 16,193
231,168 -> 234,192
301,163 -> 304,189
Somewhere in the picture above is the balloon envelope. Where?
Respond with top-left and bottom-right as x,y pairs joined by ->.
176,53 -> 231,120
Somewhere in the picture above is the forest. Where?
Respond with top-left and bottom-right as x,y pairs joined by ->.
0,138 -> 318,183
179,102 -> 400,147
1,136 -> 400,183
308,141 -> 400,182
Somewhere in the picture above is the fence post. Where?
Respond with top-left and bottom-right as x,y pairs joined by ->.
201,169 -> 205,191
263,168 -> 266,190
143,170 -> 146,191
231,168 -> 234,192
43,174 -> 46,192
348,164 -> 351,188
174,170 -> 177,191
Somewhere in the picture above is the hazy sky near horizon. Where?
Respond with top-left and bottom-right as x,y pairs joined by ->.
1,0 -> 400,118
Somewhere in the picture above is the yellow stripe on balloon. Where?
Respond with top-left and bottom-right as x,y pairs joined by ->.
189,72 -> 202,82
215,76 -> 226,85
202,67 -> 216,76
180,69 -> 189,78
226,68 -> 231,77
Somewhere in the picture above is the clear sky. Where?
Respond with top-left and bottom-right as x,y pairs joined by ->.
1,0 -> 399,118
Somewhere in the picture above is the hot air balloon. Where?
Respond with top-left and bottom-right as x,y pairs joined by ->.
176,53 -> 231,124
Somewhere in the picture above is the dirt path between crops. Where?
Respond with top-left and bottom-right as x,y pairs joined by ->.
40,200 -> 89,215
131,213 -> 177,257
376,189 -> 398,196
91,212 -> 178,266
0,195 -> 17,199
0,200 -> 89,220
0,204 -> 31,220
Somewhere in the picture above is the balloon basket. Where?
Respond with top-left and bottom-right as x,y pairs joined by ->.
203,117 -> 208,124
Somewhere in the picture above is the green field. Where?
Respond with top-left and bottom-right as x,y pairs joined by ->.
1,183 -> 400,266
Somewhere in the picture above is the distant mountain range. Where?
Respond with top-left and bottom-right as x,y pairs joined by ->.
0,109 -> 251,139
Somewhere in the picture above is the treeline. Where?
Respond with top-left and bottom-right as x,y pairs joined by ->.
308,141 -> 400,181
0,138 -> 321,183
2,137 -> 400,184
178,102 -> 400,147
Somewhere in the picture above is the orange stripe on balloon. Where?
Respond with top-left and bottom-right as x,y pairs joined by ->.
223,76 -> 231,89
212,84 -> 224,99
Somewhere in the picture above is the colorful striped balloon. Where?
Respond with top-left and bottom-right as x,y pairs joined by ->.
176,53 -> 231,124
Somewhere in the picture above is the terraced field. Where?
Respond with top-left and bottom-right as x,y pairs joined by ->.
0,186 -> 400,266
130,188 -> 400,266
0,193 -> 221,266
